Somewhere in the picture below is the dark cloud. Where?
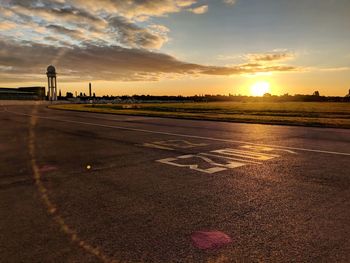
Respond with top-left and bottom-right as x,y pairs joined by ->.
108,16 -> 168,49
70,0 -> 198,19
0,1 -> 300,84
8,0 -> 105,26
0,40 -> 299,82
1,0 -> 171,48
47,25 -> 84,40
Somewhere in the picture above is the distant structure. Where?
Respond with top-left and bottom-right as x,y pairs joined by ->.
46,65 -> 57,101
346,89 -> 350,97
313,91 -> 320,96
89,82 -> 92,97
0,87 -> 45,100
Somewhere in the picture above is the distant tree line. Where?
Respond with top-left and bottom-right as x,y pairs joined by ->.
59,89 -> 350,102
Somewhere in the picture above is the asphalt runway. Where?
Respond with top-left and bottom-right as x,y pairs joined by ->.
1,104 -> 350,262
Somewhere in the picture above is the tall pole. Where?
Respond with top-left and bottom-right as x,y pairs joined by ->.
54,77 -> 57,100
47,78 -> 50,101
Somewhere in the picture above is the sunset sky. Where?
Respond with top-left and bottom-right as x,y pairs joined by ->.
0,0 -> 349,96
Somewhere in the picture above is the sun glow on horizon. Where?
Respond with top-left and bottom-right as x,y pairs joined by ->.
250,81 -> 270,96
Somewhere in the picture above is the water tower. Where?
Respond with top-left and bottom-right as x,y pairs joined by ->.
46,65 -> 57,101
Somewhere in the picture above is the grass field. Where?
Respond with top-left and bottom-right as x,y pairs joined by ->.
50,102 -> 350,128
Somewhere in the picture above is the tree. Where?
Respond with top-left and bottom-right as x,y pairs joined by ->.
313,91 -> 320,96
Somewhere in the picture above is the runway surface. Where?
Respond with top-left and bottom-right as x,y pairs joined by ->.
1,104 -> 350,262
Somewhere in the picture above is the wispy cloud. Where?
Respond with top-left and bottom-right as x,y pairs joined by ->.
0,21 -> 17,30
223,0 -> 237,6
246,50 -> 296,63
188,5 -> 208,14
315,67 -> 350,72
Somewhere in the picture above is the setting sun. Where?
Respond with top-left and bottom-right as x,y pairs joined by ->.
250,81 -> 270,96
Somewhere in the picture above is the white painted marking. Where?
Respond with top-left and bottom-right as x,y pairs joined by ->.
6,108 -> 350,157
142,143 -> 174,150
141,140 -> 206,150
211,148 -> 279,161
157,156 -> 227,174
142,140 -> 208,151
157,154 -> 246,174
153,140 -> 207,149
200,152 -> 261,164
157,146 -> 284,174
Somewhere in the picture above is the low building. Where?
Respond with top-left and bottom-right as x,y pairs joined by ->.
0,86 -> 46,100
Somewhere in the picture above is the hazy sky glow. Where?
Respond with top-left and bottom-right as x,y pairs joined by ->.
0,0 -> 349,96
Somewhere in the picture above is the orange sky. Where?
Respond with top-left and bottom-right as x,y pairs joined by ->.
1,0 -> 349,96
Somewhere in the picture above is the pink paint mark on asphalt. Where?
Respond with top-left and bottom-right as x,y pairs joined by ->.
191,231 -> 232,250
39,165 -> 58,173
